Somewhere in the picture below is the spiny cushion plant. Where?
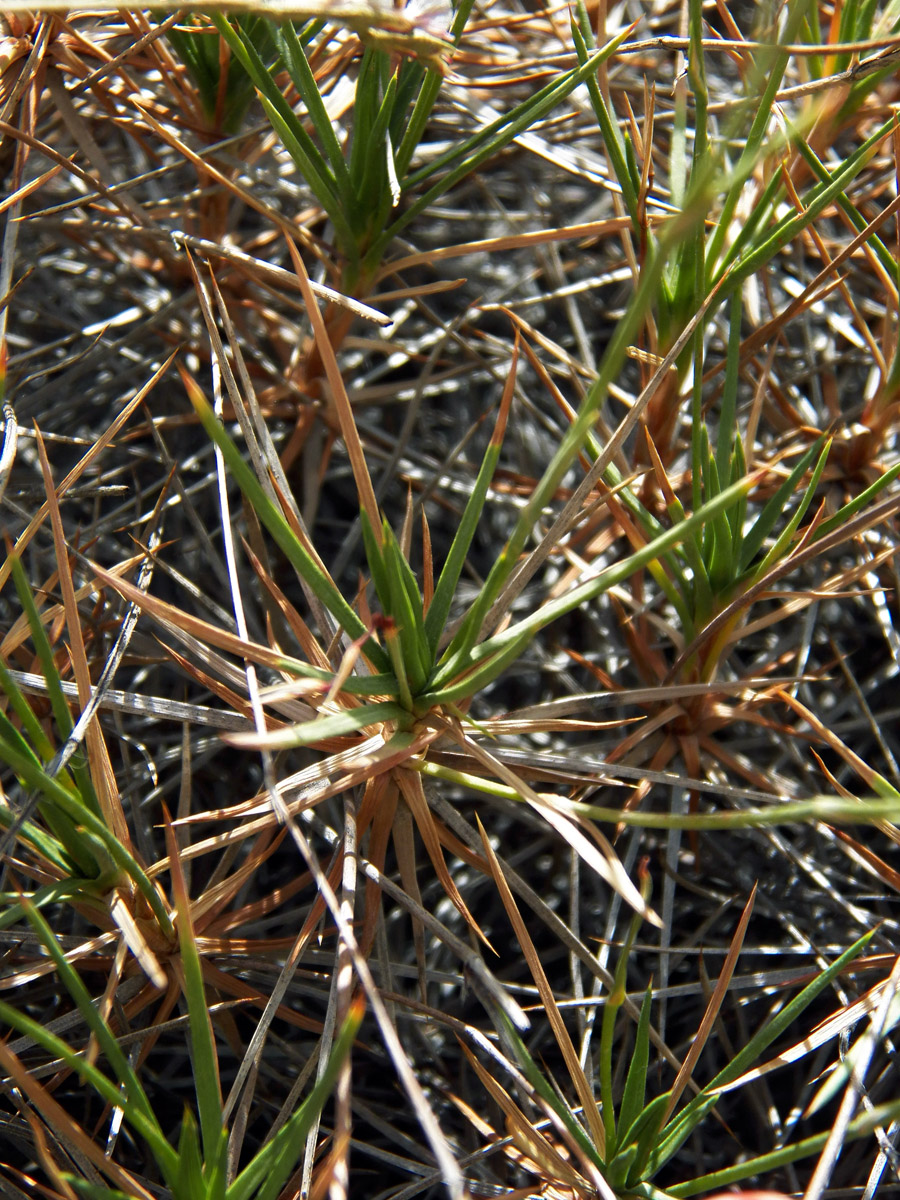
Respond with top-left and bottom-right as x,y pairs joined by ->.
0,877 -> 363,1200
99,320 -> 754,938
457,848 -> 900,1200
202,4 -> 632,292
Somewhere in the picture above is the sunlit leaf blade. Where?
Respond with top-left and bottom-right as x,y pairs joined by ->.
714,165 -> 783,279
167,14 -> 277,132
349,48 -> 382,193
642,1094 -> 719,1183
226,701 -> 408,750
807,978 -> 900,1116
727,436 -> 747,559
0,706 -> 47,777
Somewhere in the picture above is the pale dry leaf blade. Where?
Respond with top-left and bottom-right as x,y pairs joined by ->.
663,883 -> 756,1122
712,976 -> 895,1095
33,426 -> 130,848
109,893 -> 166,990
91,561 -> 347,687
0,1040 -> 158,1200
475,813 -> 607,1157
0,354 -> 174,592
395,767 -> 493,951
451,721 -> 660,926
460,1039 -> 591,1193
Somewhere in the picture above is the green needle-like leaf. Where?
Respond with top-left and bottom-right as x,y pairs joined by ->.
815,458 -> 900,541
717,289 -> 743,482
393,0 -> 474,177
380,526 -> 429,693
714,165 -> 784,281
617,986 -> 654,1147
360,507 -> 392,609
427,472 -> 755,704
571,7 -> 639,226
753,438 -> 831,577
721,110 -> 898,297
229,701 -> 409,750
272,20 -> 354,199
10,553 -> 101,819
425,354 -> 514,655
186,376 -> 389,674
0,732 -> 173,931
227,997 -> 364,1200
0,712 -> 94,875
0,1000 -> 178,1184
668,1099 -> 900,1197
648,931 -> 875,1176
355,70 -> 400,219
18,896 -> 161,1127
787,134 -> 899,289
349,46 -> 382,187
175,1110 -> 207,1200
623,1093 -> 674,1187
0,655 -> 54,761
487,1006 -> 605,1175
704,1 -> 809,273
738,439 -> 825,574
64,1181 -> 137,1200
165,813 -> 223,1163
0,876 -> 106,931
369,26 -> 633,267
211,14 -> 358,260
